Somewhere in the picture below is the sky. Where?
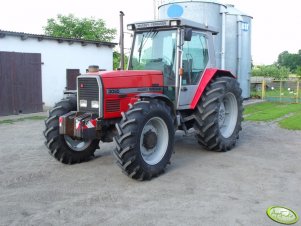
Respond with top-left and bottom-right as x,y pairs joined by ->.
0,0 -> 300,65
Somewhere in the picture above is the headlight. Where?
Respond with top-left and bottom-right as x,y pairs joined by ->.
170,20 -> 179,26
127,24 -> 134,30
80,100 -> 87,108
91,100 -> 99,109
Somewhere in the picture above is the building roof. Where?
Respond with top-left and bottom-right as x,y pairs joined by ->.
0,30 -> 117,48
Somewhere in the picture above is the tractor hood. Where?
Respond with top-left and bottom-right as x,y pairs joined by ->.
86,70 -> 164,89
83,70 -> 164,119
100,70 -> 162,79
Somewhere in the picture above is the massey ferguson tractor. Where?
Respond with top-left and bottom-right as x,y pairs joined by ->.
44,18 -> 243,180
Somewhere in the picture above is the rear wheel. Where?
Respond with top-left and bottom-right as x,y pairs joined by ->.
113,99 -> 175,180
43,96 -> 99,164
193,76 -> 243,151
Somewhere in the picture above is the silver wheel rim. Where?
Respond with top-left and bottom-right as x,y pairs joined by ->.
64,135 -> 92,152
140,117 -> 169,165
218,93 -> 238,138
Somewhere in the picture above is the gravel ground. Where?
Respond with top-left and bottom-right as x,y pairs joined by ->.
0,118 -> 300,226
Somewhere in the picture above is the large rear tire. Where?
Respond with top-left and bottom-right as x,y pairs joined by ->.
193,76 -> 243,151
43,96 -> 99,164
113,99 -> 175,180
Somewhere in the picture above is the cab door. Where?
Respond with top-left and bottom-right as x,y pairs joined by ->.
179,32 -> 209,108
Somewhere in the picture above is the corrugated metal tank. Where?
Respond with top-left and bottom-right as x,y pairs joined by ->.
158,1 -> 225,69
157,0 -> 252,98
225,4 -> 252,98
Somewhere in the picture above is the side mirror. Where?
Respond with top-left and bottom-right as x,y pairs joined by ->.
184,28 -> 192,41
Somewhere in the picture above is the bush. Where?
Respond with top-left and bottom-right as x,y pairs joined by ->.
252,65 -> 290,79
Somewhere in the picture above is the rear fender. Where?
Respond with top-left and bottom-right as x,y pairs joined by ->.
190,68 -> 235,109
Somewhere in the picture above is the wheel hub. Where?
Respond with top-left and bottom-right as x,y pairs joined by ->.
64,135 -> 92,152
143,130 -> 158,150
139,117 -> 169,165
218,93 -> 238,138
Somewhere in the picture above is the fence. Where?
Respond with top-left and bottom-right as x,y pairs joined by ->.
251,79 -> 301,103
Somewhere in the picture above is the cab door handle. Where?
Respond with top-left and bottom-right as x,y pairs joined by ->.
181,87 -> 188,91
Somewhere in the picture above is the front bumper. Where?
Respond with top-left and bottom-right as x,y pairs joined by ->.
59,112 -> 101,139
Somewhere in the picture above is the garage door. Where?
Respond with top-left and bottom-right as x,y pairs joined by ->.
0,51 -> 43,116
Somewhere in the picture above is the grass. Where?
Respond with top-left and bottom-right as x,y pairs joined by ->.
244,102 -> 277,115
278,112 -> 301,130
0,116 -> 47,125
244,102 -> 301,130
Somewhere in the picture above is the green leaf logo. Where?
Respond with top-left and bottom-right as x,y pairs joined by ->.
267,206 -> 299,224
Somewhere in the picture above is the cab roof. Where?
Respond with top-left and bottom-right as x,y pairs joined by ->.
127,18 -> 218,35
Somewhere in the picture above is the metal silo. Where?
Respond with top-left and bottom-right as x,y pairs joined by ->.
225,4 -> 252,98
157,0 -> 252,98
158,0 -> 226,68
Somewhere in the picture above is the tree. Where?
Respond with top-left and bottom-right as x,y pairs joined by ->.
43,14 -> 116,42
113,51 -> 128,69
296,66 -> 301,78
277,50 -> 301,73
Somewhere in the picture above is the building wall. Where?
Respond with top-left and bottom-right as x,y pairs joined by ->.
0,36 -> 113,107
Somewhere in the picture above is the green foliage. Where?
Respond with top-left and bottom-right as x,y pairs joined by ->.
251,64 -> 290,79
253,49 -> 301,79
113,51 -> 128,70
296,66 -> 301,77
277,50 -> 301,73
43,14 -> 116,42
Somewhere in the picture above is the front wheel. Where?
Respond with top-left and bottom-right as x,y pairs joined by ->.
193,76 -> 243,151
113,99 -> 175,180
43,96 -> 99,164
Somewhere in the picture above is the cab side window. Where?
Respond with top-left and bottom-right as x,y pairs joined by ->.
182,32 -> 209,85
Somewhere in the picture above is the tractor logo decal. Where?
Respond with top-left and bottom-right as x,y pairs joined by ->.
266,206 -> 299,225
108,89 -> 120,94
107,87 -> 163,95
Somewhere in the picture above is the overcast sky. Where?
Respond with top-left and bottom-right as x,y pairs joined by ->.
0,0 -> 300,65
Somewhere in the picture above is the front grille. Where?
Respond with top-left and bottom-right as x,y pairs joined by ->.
77,76 -> 102,116
106,100 -> 120,112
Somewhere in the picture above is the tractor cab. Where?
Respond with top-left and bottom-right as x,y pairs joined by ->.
127,18 -> 218,108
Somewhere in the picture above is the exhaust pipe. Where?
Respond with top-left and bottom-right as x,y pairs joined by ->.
119,11 -> 125,70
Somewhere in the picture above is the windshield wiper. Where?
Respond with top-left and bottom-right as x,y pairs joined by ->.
138,30 -> 158,63
138,34 -> 145,63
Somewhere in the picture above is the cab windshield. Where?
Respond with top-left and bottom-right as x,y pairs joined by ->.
129,29 -> 177,85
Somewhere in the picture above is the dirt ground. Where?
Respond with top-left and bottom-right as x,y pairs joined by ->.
0,116 -> 300,226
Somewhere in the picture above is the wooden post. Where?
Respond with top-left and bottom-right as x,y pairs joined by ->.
280,80 -> 282,102
261,79 -> 266,100
297,80 -> 300,103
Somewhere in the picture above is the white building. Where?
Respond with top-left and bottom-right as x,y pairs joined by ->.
0,30 -> 116,112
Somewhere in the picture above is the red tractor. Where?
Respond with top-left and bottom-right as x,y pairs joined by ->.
44,18 -> 243,180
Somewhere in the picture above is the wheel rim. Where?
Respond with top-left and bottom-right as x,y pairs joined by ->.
140,117 -> 169,165
218,93 -> 238,138
64,135 -> 92,152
